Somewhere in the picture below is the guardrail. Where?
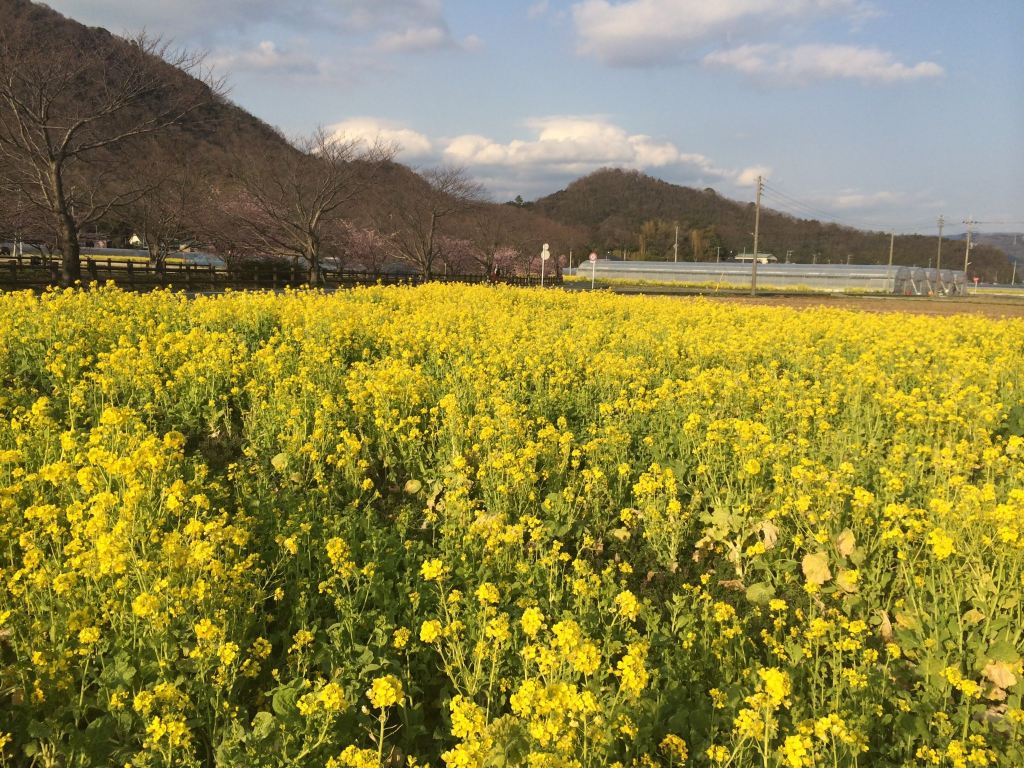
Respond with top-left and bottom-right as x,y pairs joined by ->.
0,255 -> 561,291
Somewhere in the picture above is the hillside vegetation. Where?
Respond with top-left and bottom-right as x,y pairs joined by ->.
530,169 -> 1013,281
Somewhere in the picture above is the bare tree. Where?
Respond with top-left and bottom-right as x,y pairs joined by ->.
223,128 -> 393,285
340,224 -> 396,275
0,15 -> 220,283
434,235 -> 481,276
383,166 -> 484,278
124,143 -> 211,268
0,189 -> 56,260
462,202 -> 585,276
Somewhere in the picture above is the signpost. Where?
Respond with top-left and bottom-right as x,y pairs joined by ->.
589,251 -> 597,290
541,243 -> 550,287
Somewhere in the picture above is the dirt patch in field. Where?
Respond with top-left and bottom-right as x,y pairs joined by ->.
706,294 -> 1024,318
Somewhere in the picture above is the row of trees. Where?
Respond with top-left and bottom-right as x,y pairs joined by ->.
0,5 -> 583,285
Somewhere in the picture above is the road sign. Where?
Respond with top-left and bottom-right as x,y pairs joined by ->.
589,252 -> 597,263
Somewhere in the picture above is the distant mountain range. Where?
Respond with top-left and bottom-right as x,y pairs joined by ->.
525,168 -> 1013,280
946,232 -> 1024,266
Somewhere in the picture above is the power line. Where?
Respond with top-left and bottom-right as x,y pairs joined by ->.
761,184 -> 912,233
762,183 -> 848,223
760,189 -> 937,235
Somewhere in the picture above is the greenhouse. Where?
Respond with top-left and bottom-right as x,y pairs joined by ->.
568,260 -> 967,295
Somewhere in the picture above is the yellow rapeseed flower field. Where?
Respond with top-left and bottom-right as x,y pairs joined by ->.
1,283 -> 1023,768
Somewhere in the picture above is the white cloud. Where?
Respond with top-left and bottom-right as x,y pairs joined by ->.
327,117 -> 434,158
375,25 -> 454,53
50,0 -> 453,41
703,43 -> 943,83
209,40 -> 325,77
324,115 -> 772,200
571,0 -> 865,66
831,189 -> 901,209
528,1 -> 550,19
737,166 -> 772,187
374,26 -> 482,53
441,116 -> 764,187
50,0 -> 473,59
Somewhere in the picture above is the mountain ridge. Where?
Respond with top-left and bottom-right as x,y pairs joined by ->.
525,168 -> 1013,280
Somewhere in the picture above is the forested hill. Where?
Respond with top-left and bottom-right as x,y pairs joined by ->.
527,168 -> 1013,281
0,0 -> 300,167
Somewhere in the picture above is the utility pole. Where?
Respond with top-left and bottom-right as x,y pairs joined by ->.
963,216 -> 977,294
673,223 -> 679,263
935,215 -> 944,296
716,245 -> 721,262
751,175 -> 763,296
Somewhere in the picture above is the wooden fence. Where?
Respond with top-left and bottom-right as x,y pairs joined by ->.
0,255 -> 562,292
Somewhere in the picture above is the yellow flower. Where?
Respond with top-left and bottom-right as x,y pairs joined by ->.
521,607 -> 544,638
927,528 -> 956,560
781,734 -> 815,767
367,675 -> 404,709
77,626 -> 101,645
420,558 -> 445,581
706,745 -> 731,764
131,593 -> 160,618
475,582 -> 500,606
393,627 -> 411,649
218,642 -> 239,666
420,619 -> 442,643
613,589 -> 640,621
193,618 -> 221,642
615,642 -> 649,699
758,666 -> 791,707
734,708 -> 764,739
660,734 -> 689,763
290,629 -> 315,653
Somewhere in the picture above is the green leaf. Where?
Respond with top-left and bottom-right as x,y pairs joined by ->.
987,639 -> 1020,664
251,711 -> 276,741
745,581 -> 775,605
271,683 -> 300,717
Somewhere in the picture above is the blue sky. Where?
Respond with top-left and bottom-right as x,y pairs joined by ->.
51,0 -> 1023,235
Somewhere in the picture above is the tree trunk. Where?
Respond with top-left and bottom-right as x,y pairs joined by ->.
49,164 -> 81,284
423,212 -> 437,279
308,251 -> 322,286
148,240 -> 166,272
57,217 -> 81,285
305,241 -> 321,286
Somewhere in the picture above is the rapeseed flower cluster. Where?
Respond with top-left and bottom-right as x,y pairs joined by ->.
0,284 -> 1022,766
